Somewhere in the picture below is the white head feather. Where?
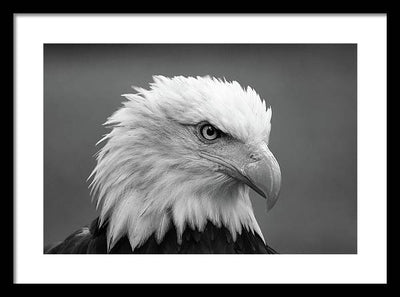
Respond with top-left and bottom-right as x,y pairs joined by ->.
89,75 -> 273,251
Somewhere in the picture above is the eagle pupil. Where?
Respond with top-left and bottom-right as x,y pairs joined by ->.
206,127 -> 214,136
199,123 -> 219,141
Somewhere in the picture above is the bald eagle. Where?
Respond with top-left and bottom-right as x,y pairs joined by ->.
45,76 -> 281,254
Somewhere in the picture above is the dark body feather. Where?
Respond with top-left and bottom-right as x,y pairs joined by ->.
45,218 -> 277,254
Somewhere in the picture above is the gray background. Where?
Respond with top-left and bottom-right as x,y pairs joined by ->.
44,44 -> 357,253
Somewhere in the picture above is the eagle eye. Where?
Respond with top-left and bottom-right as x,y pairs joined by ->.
199,123 -> 221,141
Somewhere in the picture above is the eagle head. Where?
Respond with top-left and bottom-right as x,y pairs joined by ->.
89,75 -> 281,251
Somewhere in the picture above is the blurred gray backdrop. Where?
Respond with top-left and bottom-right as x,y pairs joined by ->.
44,44 -> 357,253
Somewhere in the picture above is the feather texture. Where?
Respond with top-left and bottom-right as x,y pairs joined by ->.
45,218 -> 277,254
86,76 -> 273,251
46,76 -> 279,254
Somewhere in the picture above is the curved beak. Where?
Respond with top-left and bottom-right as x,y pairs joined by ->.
241,147 -> 281,211
200,143 -> 281,211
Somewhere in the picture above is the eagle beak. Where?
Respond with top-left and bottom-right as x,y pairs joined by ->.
241,147 -> 281,211
200,144 -> 281,210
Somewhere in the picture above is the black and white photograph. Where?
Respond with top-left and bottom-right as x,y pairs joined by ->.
44,44 -> 357,254
13,14 -> 387,284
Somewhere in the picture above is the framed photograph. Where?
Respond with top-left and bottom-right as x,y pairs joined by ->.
14,14 -> 387,284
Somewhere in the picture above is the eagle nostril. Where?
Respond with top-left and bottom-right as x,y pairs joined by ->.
249,153 -> 261,161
